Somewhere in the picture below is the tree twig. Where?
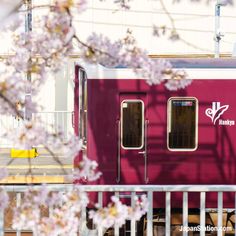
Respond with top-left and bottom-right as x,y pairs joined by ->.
158,0 -> 213,53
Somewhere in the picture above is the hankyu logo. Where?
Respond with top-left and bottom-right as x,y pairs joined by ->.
205,102 -> 229,124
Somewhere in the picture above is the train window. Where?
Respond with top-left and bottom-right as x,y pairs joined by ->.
79,69 -> 87,147
167,97 -> 198,151
121,100 -> 144,149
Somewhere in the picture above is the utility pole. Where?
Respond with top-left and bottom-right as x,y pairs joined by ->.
25,0 -> 32,120
214,0 -> 227,58
215,1 -> 221,58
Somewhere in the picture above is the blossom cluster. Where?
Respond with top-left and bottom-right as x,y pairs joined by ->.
54,0 -> 87,12
12,186 -> 148,234
4,119 -> 102,182
7,8 -> 74,76
0,0 -> 193,233
0,67 -> 36,116
5,118 -> 81,158
0,168 -> 9,211
89,194 -> 148,229
80,32 -> 192,90
12,185 -> 89,236
73,155 -> 102,182
0,2 -> 77,116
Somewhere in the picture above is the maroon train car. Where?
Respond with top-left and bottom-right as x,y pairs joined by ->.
74,58 -> 236,208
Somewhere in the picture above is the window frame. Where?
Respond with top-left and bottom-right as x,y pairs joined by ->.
78,68 -> 87,147
121,99 -> 145,150
167,97 -> 198,152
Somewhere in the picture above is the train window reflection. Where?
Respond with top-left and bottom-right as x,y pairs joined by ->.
121,100 -> 144,149
168,97 -> 198,151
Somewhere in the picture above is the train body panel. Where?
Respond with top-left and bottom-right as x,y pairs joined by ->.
75,59 -> 236,207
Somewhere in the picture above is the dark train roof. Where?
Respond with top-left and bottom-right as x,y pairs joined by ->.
167,58 -> 236,69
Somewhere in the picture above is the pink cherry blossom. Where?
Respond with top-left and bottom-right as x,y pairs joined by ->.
0,1 -> 193,234
73,155 -> 102,182
0,69 -> 37,116
0,169 -> 9,211
55,0 -> 88,12
164,69 -> 191,90
0,188 -> 9,211
0,168 -> 8,180
165,78 -> 192,91
7,5 -> 74,77
89,194 -> 148,229
5,118 -> 82,158
127,195 -> 149,221
80,32 -> 191,89
13,185 -> 89,235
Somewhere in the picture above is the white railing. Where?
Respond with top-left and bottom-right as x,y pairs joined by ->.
1,184 -> 236,236
0,111 -> 74,147
33,111 -> 74,140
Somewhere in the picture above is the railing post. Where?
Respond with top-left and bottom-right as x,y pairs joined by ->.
183,192 -> 188,236
16,193 -> 21,236
165,192 -> 171,236
114,192 -> 120,236
0,208 -> 4,236
81,198 -> 87,234
217,192 -> 223,236
98,192 -> 103,236
1,184 -> 236,236
235,193 -> 236,236
200,192 -> 206,236
147,191 -> 153,236
131,192 -> 136,236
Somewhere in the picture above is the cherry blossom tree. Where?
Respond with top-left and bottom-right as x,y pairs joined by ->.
0,0 -> 194,234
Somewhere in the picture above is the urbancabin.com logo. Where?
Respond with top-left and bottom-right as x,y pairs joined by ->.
205,102 -> 235,126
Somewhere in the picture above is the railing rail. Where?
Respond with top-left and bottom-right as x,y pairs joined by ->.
0,184 -> 236,236
0,111 -> 74,147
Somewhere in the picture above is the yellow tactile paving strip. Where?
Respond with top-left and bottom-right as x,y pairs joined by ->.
0,165 -> 73,169
0,148 -> 74,183
0,176 -> 69,183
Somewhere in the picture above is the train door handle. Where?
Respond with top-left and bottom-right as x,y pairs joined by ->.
144,120 -> 149,183
71,111 -> 75,128
116,120 -> 121,183
138,151 -> 145,154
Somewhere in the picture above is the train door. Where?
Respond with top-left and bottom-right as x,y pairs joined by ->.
74,65 -> 87,146
117,93 -> 149,184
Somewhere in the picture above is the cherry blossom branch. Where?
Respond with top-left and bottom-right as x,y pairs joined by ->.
73,34 -> 118,61
17,4 -> 53,12
44,146 -> 67,175
0,93 -> 23,118
26,156 -> 33,180
0,0 -> 196,230
159,0 -> 177,34
0,1 -> 25,21
156,0 -> 213,52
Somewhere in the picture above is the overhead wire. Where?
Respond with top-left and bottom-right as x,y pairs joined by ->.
29,1 -> 236,53
73,19 -> 236,35
87,6 -> 236,19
